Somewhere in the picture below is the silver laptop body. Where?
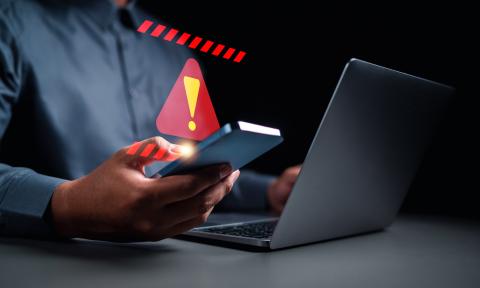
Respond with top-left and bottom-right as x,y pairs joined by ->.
180,58 -> 454,250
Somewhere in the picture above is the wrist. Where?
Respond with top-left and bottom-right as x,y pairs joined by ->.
50,180 -> 77,238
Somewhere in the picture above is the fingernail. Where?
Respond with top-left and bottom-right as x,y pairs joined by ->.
169,144 -> 183,154
220,164 -> 233,178
231,170 -> 240,181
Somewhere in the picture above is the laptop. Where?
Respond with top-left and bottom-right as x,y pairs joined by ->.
178,58 -> 454,250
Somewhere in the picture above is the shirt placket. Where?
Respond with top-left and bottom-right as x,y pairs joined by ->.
111,21 -> 139,140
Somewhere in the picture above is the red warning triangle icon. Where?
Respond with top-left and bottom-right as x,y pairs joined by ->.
156,58 -> 220,141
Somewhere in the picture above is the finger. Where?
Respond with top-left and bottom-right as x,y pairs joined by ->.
162,144 -> 184,161
277,180 -> 293,194
277,183 -> 292,203
146,164 -> 234,204
282,166 -> 302,183
117,137 -> 184,168
273,203 -> 285,214
269,192 -> 284,214
284,165 -> 301,177
162,170 -> 240,225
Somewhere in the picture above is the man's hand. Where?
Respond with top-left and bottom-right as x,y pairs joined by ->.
267,165 -> 301,213
50,137 -> 240,242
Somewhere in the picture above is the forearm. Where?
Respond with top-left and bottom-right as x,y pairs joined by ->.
0,163 -> 65,237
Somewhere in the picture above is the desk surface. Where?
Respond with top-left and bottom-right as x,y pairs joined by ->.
1,214 -> 479,288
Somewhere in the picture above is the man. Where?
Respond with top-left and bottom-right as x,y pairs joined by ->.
0,0 -> 300,241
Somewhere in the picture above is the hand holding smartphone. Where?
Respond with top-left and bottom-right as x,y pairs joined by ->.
155,121 -> 283,177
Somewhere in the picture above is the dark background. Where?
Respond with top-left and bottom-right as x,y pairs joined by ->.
141,2 -> 479,218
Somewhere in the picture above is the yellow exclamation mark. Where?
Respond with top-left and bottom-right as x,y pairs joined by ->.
184,76 -> 200,131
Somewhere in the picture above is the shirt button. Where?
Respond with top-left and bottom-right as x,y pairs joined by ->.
129,88 -> 139,98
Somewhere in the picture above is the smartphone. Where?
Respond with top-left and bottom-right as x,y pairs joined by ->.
154,121 -> 283,177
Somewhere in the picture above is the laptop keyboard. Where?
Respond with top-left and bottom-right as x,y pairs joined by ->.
203,221 -> 277,239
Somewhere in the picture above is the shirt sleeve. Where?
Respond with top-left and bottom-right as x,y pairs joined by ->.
215,170 -> 275,211
0,165 -> 65,237
0,9 -> 65,238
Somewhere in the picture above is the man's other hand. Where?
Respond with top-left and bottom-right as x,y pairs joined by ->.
50,137 -> 240,242
267,165 -> 301,213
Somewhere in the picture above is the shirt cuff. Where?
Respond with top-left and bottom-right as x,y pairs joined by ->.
0,171 -> 65,237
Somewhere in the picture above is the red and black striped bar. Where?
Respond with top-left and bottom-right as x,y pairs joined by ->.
136,19 -> 246,63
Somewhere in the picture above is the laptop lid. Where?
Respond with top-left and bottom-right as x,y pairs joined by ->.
270,59 -> 454,249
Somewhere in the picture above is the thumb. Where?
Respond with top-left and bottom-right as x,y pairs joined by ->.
119,136 -> 184,168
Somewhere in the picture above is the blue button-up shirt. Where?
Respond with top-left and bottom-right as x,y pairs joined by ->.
0,0 -> 273,237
